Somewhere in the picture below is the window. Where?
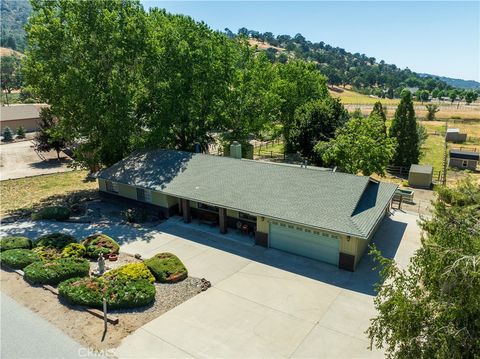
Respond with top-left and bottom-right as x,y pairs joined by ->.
198,203 -> 218,212
136,188 -> 152,203
239,212 -> 256,222
105,181 -> 118,193
462,160 -> 468,167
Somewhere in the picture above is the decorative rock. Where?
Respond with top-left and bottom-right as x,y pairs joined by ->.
134,253 -> 142,260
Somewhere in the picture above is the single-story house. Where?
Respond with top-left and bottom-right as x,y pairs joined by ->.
446,128 -> 467,143
0,104 -> 47,133
449,149 -> 479,170
97,149 -> 398,271
408,164 -> 433,188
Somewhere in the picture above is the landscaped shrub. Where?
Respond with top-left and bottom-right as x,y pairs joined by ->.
35,233 -> 77,249
122,208 -> 148,223
59,277 -> 156,309
24,258 -> 90,285
33,246 -> 62,261
31,206 -> 71,221
61,243 -> 86,258
144,253 -> 188,283
104,262 -> 155,283
16,126 -> 26,139
82,233 -> 119,258
0,249 -> 41,269
0,236 -> 32,251
2,127 -> 13,141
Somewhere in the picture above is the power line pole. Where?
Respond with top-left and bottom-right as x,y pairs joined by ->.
442,119 -> 448,186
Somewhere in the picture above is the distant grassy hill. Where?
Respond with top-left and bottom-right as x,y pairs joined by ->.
419,73 -> 480,90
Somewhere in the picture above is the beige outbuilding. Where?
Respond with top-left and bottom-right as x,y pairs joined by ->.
408,164 -> 433,188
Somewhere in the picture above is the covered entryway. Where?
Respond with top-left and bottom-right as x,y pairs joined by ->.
269,223 -> 340,265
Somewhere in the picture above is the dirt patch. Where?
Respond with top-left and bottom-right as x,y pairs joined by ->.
1,260 -> 205,352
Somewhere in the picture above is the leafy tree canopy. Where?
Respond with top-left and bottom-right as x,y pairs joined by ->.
368,178 -> 480,357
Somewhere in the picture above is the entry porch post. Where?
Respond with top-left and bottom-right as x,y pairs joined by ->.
181,199 -> 191,223
219,208 -> 227,234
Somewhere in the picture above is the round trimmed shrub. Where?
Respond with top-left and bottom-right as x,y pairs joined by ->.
61,243 -> 86,258
59,277 -> 156,309
0,236 -> 32,252
31,206 -> 71,221
82,233 -> 119,258
0,249 -> 41,269
144,253 -> 188,283
35,233 -> 77,249
104,262 -> 155,283
24,258 -> 90,285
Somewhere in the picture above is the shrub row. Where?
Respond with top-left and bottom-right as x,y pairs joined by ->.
0,249 -> 41,269
31,206 -> 71,221
24,258 -> 90,285
59,277 -> 156,309
0,236 -> 32,252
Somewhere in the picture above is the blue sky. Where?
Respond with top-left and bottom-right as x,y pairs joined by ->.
141,1 -> 479,81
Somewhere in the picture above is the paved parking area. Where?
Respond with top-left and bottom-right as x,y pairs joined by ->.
0,211 -> 421,358
0,140 -> 71,180
117,212 -> 420,358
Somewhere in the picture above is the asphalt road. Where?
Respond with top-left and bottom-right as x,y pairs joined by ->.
1,292 -> 99,359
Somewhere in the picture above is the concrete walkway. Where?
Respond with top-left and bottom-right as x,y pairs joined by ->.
0,211 -> 421,358
0,293 -> 97,359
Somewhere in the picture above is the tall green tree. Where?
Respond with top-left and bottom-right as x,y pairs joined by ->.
368,179 -> 480,357
389,90 -> 420,167
1,55 -> 22,105
370,101 -> 387,134
289,97 -> 348,164
141,9 -> 238,152
24,0 -> 148,169
316,114 -> 396,175
274,60 -> 328,149
34,108 -> 67,160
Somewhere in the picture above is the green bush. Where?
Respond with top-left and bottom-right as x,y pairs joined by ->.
144,253 -> 188,283
59,277 -> 156,309
16,126 -> 26,139
31,206 -> 71,221
3,127 -> 13,141
24,258 -> 90,285
33,246 -> 62,261
61,243 -> 86,258
82,233 -> 119,258
35,233 -> 77,249
0,249 -> 41,269
0,236 -> 32,251
104,262 -> 155,283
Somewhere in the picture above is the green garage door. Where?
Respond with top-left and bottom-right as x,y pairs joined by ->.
269,223 -> 340,265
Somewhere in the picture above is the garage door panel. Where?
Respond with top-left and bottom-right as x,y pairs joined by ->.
269,224 -> 339,265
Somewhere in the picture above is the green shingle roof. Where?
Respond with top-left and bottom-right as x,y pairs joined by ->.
98,149 -> 397,239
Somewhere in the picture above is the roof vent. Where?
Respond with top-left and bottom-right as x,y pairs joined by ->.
230,141 -> 242,159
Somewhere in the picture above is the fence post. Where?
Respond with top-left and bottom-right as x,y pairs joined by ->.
270,151 -> 273,158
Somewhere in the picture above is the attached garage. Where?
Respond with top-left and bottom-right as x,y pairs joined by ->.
269,223 -> 340,265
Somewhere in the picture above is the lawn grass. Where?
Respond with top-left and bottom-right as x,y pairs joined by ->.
0,170 -> 97,217
256,141 -> 285,156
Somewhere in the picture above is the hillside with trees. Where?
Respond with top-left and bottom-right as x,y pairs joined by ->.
0,0 -> 31,52
230,28 -> 480,100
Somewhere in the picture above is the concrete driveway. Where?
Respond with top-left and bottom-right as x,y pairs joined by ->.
116,211 -> 420,358
0,211 -> 420,358
0,140 -> 72,180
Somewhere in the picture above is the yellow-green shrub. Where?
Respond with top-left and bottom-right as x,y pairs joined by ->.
104,262 -> 155,283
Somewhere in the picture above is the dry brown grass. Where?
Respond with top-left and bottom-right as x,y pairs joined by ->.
0,47 -> 23,57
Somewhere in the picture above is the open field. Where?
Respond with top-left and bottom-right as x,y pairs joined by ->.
0,170 -> 97,217
330,89 -> 480,120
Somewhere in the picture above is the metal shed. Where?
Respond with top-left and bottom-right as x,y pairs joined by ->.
408,164 -> 433,188
446,128 -> 467,143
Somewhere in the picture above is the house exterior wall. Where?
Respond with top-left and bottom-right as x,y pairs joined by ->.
449,158 -> 477,170
0,118 -> 39,133
227,209 -> 239,218
98,178 -> 107,192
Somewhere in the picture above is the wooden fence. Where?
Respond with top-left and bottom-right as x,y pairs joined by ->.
386,165 -> 443,183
